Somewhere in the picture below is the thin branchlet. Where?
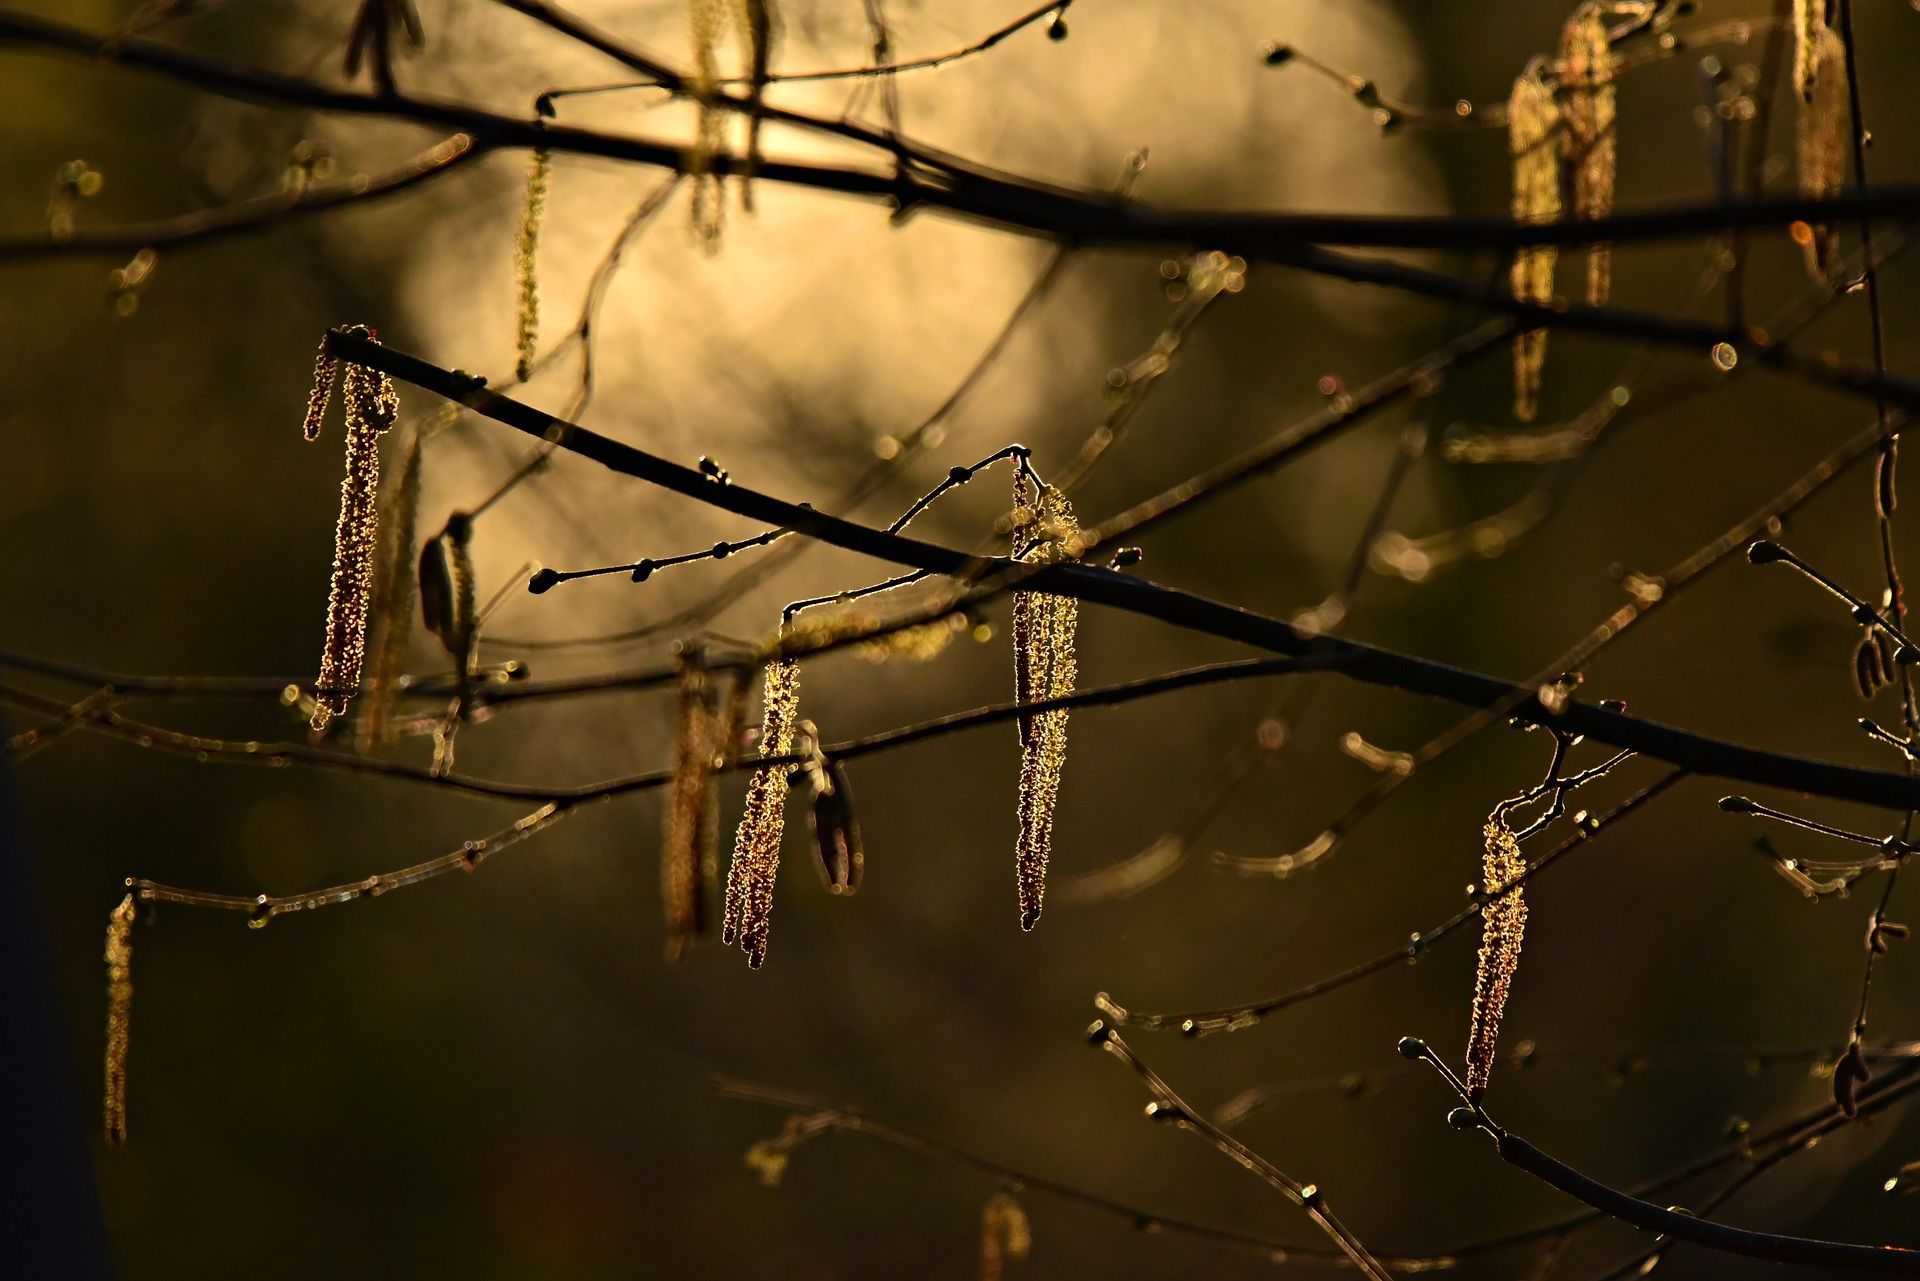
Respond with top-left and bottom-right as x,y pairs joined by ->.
1011,472 -> 1079,931
103,892 -> 134,1145
1509,63 -> 1561,422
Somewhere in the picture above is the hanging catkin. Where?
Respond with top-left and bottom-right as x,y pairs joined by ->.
513,146 -> 550,382
978,1191 -> 1032,1281
1011,472 -> 1079,932
307,331 -> 400,731
723,654 -> 801,967
357,430 -> 422,751
1508,65 -> 1561,423
104,892 -> 135,1145
737,0 -> 776,210
688,0 -> 730,245
1560,7 -> 1616,304
1464,814 -> 1529,1099
663,648 -> 722,963
1795,22 -> 1849,283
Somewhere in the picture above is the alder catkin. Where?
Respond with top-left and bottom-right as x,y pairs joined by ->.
104,892 -> 135,1146
302,339 -> 339,442
1011,472 -> 1079,932
357,431 -> 422,751
723,654 -> 801,967
1464,815 -> 1529,1099
309,335 -> 400,731
737,0 -> 775,210
1795,23 -> 1849,282
978,1191 -> 1032,1281
514,146 -> 549,382
1508,65 -> 1561,423
688,0 -> 729,246
663,648 -> 721,963
1560,7 -> 1616,304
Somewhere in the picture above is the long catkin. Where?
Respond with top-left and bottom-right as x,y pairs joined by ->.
104,892 -> 135,1145
1508,65 -> 1561,423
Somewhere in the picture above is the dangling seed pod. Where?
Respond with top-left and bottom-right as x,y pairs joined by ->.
1832,1040 -> 1871,1118
1795,21 -> 1849,282
663,645 -> 722,963
799,723 -> 863,895
722,653 -> 801,967
357,430 -> 423,751
1011,471 -> 1079,932
103,892 -> 135,1146
1465,813 -> 1529,1099
514,146 -> 549,382
1559,6 -> 1616,305
308,329 -> 400,731
978,1190 -> 1032,1281
1508,63 -> 1561,422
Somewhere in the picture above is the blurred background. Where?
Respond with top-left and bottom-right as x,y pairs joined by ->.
5,0 -> 1920,1276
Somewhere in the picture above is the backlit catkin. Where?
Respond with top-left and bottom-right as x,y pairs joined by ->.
1508,65 -> 1561,422
307,332 -> 399,731
104,892 -> 135,1145
1011,473 -> 1079,931
1464,815 -> 1528,1099
663,649 -> 722,963
723,654 -> 801,967
1560,8 -> 1616,304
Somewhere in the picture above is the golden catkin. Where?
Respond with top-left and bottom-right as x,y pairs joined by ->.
1508,65 -> 1561,423
1464,815 -> 1529,1099
302,339 -> 338,441
1559,8 -> 1616,304
1795,24 -> 1849,283
978,1191 -> 1032,1281
104,892 -> 135,1146
663,650 -> 721,963
736,0 -> 775,210
1792,0 -> 1826,102
309,339 -> 400,731
357,431 -> 422,751
723,655 -> 801,967
1011,473 -> 1079,932
513,147 -> 550,382
688,0 -> 730,245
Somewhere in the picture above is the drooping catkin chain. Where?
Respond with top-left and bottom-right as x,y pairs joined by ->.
1794,19 -> 1849,283
513,146 -> 549,382
1559,6 -> 1616,305
307,329 -> 400,731
1011,473 -> 1079,931
1508,64 -> 1561,423
663,648 -> 722,963
1464,814 -> 1529,1099
103,892 -> 135,1145
357,429 -> 422,751
723,653 -> 801,967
